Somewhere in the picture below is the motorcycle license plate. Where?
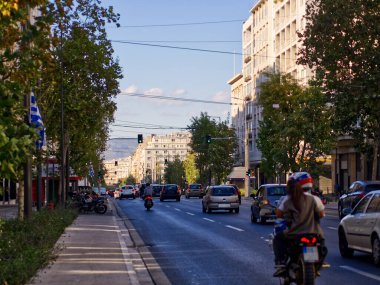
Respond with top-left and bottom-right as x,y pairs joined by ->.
303,246 -> 319,262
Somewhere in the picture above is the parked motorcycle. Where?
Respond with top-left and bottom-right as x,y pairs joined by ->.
79,194 -> 107,214
144,195 -> 153,211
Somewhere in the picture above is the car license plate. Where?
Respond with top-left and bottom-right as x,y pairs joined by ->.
303,246 -> 319,262
219,204 -> 230,208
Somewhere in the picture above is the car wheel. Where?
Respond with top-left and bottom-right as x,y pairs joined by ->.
338,203 -> 344,219
186,195 -> 189,199
235,208 -> 239,214
251,212 -> 257,223
176,198 -> 180,202
160,198 -> 164,202
372,236 -> 380,266
202,204 -> 206,213
260,216 -> 266,224
339,228 -> 354,258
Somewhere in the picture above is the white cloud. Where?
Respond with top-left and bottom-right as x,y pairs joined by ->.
122,84 -> 139,94
213,91 -> 229,102
144,87 -> 164,96
172,89 -> 187,97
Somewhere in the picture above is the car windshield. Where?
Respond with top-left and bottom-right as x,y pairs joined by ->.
190,184 -> 201,189
267,187 -> 287,196
365,184 -> 380,192
165,185 -> 177,191
153,186 -> 162,190
211,187 -> 235,196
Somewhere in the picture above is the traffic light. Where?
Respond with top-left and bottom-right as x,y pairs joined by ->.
246,169 -> 251,177
206,134 -> 212,144
138,134 -> 143,143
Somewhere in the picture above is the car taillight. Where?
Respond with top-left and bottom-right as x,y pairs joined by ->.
357,193 -> 365,199
177,187 -> 181,193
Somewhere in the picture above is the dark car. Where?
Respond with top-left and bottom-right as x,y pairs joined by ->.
185,183 -> 204,199
251,184 -> 287,224
338,180 -> 380,219
152,184 -> 162,197
160,184 -> 181,202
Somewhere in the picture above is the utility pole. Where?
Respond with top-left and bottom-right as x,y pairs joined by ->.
244,99 -> 250,198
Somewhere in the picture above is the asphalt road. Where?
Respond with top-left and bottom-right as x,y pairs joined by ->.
117,197 -> 380,285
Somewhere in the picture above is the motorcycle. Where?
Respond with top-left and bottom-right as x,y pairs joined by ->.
144,195 -> 153,211
270,221 -> 328,285
79,194 -> 108,214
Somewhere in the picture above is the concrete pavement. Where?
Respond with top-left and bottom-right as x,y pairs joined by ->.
26,199 -> 170,285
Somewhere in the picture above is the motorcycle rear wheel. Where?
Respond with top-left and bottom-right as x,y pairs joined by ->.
296,258 -> 315,285
95,204 -> 107,214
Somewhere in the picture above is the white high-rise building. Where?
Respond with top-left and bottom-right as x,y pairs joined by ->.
230,0 -> 312,183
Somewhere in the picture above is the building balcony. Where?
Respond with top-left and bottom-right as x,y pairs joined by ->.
244,55 -> 252,63
244,75 -> 252,82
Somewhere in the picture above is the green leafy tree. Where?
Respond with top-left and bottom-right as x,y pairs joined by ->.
38,0 -> 122,202
298,0 -> 380,179
164,156 -> 185,185
257,73 -> 333,179
183,152 -> 199,184
124,174 -> 136,185
188,112 -> 237,185
0,1 -> 52,180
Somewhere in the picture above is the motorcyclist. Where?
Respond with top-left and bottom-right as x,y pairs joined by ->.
272,172 -> 326,277
144,183 -> 153,198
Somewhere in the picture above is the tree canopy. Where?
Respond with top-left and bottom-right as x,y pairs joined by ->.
298,0 -> 380,177
187,112 -> 237,185
257,73 -> 333,179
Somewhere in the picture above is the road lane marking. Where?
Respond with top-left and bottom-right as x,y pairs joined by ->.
174,208 -> 181,211
165,206 -> 170,208
328,227 -> 338,230
226,225 -> 244,232
203,218 -> 215,222
340,265 -> 380,282
186,212 -> 195,216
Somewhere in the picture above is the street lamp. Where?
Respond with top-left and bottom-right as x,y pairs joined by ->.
244,96 -> 252,198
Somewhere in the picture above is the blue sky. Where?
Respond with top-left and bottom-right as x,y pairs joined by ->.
105,0 -> 254,141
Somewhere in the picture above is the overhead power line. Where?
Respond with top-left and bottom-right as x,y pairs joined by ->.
111,40 -> 244,56
118,92 -> 237,105
118,19 -> 244,28
116,40 -> 241,43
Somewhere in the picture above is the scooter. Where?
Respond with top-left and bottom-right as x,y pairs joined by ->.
79,194 -> 107,214
144,195 -> 153,211
269,221 -> 328,285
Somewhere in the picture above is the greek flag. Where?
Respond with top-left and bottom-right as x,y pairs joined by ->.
30,91 -> 45,150
89,164 -> 95,177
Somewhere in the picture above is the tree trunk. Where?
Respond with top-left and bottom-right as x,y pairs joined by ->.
372,142 -> 379,180
17,179 -> 24,221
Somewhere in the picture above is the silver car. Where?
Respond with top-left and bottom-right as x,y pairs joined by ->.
338,190 -> 380,265
202,185 -> 240,214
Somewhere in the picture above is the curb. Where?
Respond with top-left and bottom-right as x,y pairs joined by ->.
111,199 -> 172,285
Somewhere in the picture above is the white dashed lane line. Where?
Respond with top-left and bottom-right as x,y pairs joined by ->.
340,265 -> 380,282
203,218 -> 215,223
186,212 -> 195,216
225,225 -> 244,232
328,227 -> 338,230
174,208 -> 181,212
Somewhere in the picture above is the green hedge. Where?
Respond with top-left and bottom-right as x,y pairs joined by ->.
0,208 -> 78,285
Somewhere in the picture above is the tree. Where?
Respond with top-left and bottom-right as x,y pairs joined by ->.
0,1 -> 52,180
124,174 -> 136,185
164,156 -> 185,185
298,0 -> 380,179
257,73 -> 333,179
188,112 -> 237,185
183,152 -> 199,184
38,1 -> 122,202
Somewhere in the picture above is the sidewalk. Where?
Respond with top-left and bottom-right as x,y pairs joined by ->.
27,200 -> 159,285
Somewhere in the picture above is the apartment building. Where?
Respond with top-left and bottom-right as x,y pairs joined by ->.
104,157 -> 132,185
230,0 -> 311,186
143,132 -> 191,184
